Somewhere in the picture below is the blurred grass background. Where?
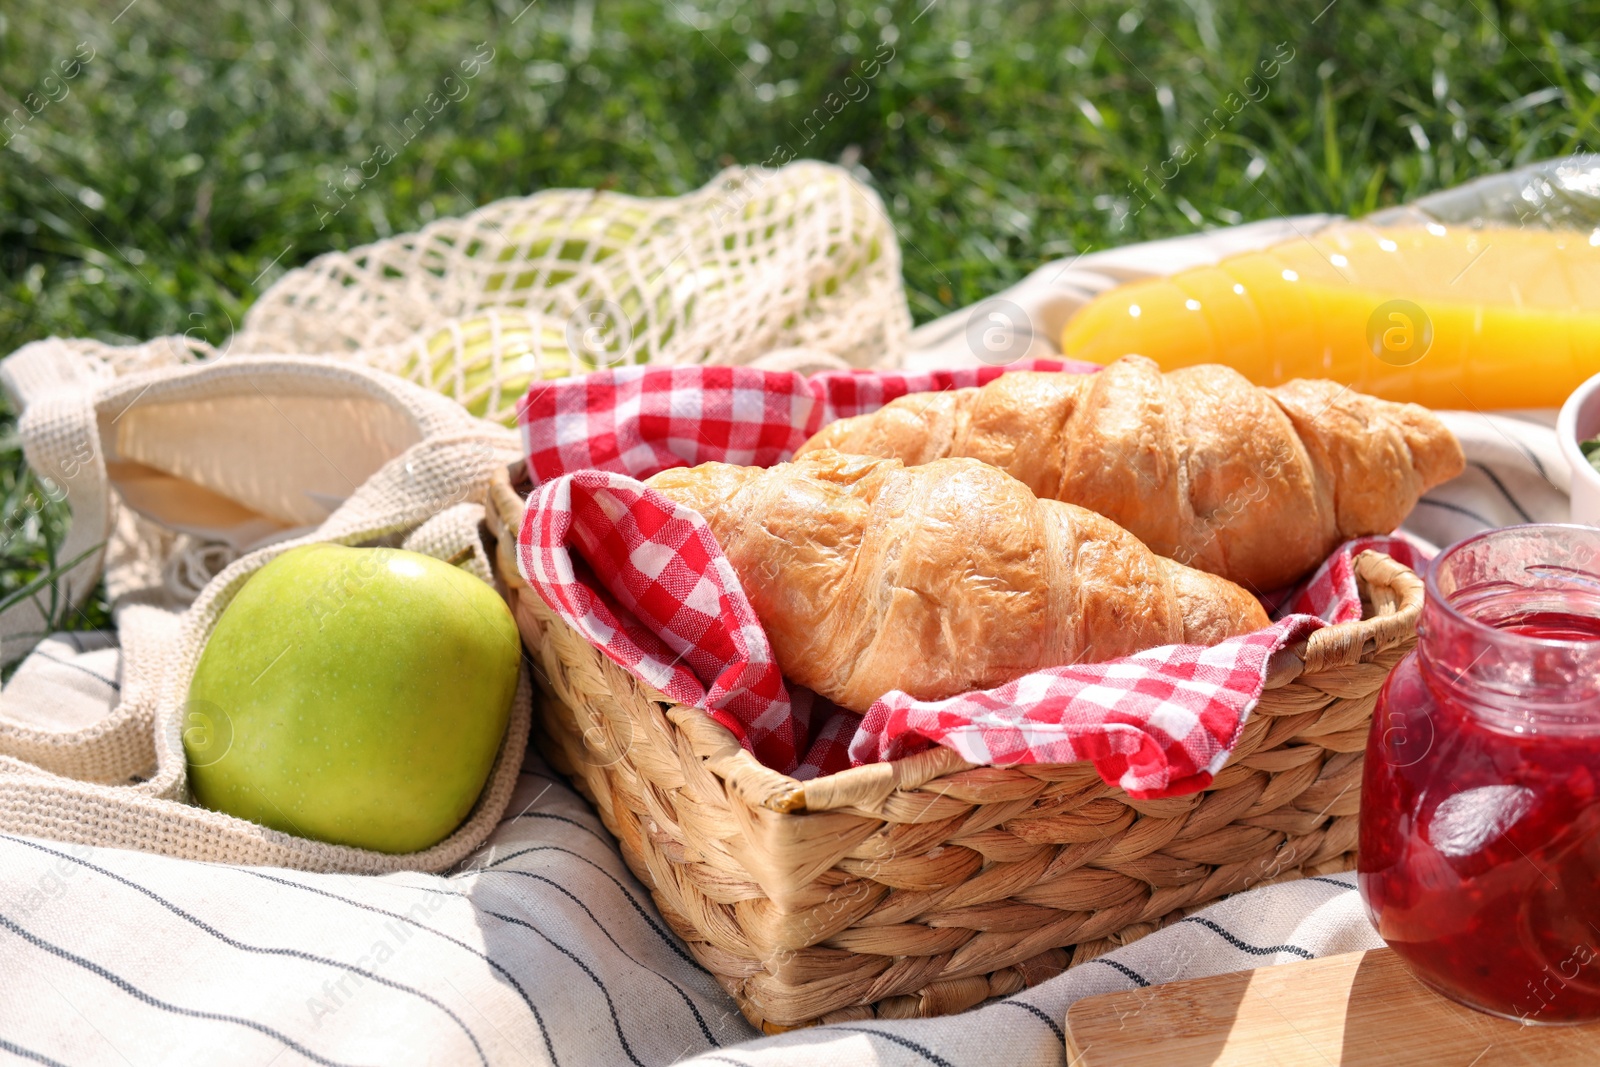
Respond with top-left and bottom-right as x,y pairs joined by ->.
2,0 -> 1598,638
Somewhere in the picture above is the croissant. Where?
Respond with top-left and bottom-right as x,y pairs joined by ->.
644,450 -> 1270,713
799,355 -> 1465,590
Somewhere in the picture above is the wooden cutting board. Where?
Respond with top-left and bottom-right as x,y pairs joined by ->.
1064,947 -> 1600,1066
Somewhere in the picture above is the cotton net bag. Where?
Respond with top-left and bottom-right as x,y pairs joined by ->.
232,160 -> 912,421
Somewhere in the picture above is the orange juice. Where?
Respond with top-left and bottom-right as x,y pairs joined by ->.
1060,222 -> 1600,409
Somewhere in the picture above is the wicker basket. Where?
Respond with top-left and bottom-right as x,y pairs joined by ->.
486,466 -> 1423,1031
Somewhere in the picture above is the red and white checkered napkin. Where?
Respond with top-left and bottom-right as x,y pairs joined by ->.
516,359 -> 1091,482
515,363 -> 1428,799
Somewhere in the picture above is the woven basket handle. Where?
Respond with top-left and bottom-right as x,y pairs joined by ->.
1268,550 -> 1426,685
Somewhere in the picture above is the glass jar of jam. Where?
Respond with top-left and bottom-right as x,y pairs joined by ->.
1359,524 -> 1600,1024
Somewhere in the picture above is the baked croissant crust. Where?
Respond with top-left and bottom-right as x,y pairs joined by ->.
799,355 -> 1464,590
645,450 -> 1270,713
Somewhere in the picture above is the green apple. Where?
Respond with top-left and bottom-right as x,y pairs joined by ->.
185,544 -> 521,853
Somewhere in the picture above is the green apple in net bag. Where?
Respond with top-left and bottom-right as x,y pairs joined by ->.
404,310 -> 581,423
184,544 -> 521,854
397,167 -> 891,425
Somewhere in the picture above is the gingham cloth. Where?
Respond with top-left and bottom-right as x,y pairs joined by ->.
515,364 -> 1426,797
518,360 -> 1091,483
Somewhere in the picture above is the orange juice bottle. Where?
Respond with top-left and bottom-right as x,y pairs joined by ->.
1059,222 -> 1600,409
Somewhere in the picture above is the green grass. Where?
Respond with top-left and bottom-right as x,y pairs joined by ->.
3,0 -> 1598,647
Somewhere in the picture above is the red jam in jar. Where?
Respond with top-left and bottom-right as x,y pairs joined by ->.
1359,524 -> 1600,1024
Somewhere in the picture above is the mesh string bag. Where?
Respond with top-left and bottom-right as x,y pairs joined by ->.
231,161 -> 912,424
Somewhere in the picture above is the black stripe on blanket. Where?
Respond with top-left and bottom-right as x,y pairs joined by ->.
497,810 -> 617,849
0,911 -> 361,1067
997,1000 -> 1065,1042
28,650 -> 120,692
1179,917 -> 1316,959
471,844 -> 697,966
237,870 -> 561,1067
0,1036 -> 70,1067
491,873 -> 716,1041
480,908 -> 646,1067
399,872 -> 719,1046
1416,496 -> 1498,529
1309,875 -> 1356,889
1467,461 -> 1535,523
0,835 -> 489,1067
1452,410 -> 1555,482
1090,958 -> 1151,987
827,1026 -> 957,1067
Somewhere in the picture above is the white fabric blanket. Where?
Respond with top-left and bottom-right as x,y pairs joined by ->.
0,224 -> 1574,1066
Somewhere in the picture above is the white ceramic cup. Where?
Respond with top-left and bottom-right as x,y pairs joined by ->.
1557,370 -> 1600,528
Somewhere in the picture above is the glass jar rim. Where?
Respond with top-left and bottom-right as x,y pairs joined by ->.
1426,522 -> 1600,648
